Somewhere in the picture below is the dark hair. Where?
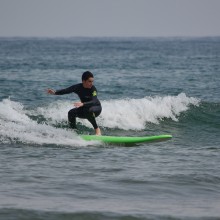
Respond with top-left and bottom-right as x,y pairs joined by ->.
82,71 -> 93,81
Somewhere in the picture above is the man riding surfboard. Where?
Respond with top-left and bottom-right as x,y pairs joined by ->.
47,71 -> 102,135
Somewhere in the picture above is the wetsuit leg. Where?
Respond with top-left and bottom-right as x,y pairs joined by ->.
68,106 -> 101,129
68,108 -> 84,129
86,106 -> 102,129
68,108 -> 77,129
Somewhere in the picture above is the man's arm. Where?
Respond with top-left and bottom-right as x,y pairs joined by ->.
55,85 -> 76,95
47,85 -> 77,95
83,96 -> 100,107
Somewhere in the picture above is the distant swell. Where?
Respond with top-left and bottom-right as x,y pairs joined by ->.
1,208 -> 219,220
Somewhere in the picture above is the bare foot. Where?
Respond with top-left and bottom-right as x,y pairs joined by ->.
95,127 -> 101,136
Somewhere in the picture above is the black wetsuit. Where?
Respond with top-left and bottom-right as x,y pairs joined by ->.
55,83 -> 102,129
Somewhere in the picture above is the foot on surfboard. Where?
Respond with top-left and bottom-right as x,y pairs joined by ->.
95,127 -> 101,136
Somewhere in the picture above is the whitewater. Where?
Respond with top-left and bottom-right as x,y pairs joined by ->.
0,93 -> 199,146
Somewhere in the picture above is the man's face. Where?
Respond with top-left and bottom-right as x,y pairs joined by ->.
83,77 -> 94,89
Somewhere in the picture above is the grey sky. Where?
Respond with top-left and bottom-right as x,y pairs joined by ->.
0,0 -> 220,37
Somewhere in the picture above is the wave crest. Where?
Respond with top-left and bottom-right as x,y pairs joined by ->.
0,93 -> 199,145
99,93 -> 200,130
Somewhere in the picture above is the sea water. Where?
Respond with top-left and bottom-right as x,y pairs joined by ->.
0,37 -> 220,220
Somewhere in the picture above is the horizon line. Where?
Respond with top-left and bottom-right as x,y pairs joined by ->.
0,35 -> 220,39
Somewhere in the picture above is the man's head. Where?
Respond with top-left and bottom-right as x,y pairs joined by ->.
82,71 -> 93,81
82,71 -> 94,89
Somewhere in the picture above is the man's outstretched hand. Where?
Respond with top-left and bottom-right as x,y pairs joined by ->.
47,89 -> 55,95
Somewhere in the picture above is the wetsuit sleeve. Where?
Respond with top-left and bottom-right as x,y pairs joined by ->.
83,96 -> 99,107
83,89 -> 100,107
55,85 -> 77,95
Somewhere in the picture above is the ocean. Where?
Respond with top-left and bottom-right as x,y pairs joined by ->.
0,37 -> 220,220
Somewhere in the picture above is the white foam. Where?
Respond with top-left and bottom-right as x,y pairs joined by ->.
36,100 -> 72,125
98,93 -> 200,130
0,93 -> 200,145
0,99 -> 89,146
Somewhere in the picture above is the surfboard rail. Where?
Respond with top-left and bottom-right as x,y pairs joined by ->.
80,134 -> 172,144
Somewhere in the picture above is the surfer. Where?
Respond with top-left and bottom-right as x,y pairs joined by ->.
47,71 -> 102,136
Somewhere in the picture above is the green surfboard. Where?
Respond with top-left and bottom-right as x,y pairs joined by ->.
81,134 -> 172,144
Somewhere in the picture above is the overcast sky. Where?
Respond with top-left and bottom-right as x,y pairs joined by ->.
0,0 -> 220,37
